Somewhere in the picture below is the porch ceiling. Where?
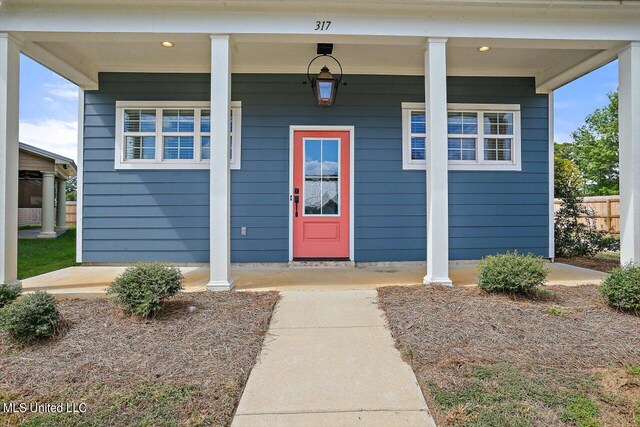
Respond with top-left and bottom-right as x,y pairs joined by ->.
15,32 -> 623,93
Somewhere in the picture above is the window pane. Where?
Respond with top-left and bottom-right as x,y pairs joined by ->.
201,136 -> 210,160
124,109 -> 155,132
447,113 -> 462,134
448,112 -> 477,134
201,110 -> 210,133
164,136 -> 194,160
411,111 -> 426,134
448,138 -> 476,161
304,139 -> 339,215
304,139 -> 322,215
484,112 -> 513,135
411,137 -> 426,160
163,109 -> 195,132
484,138 -> 512,161
321,139 -> 339,215
125,136 -> 155,160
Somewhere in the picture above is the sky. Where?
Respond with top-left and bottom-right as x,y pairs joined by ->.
553,60 -> 619,143
19,55 -> 79,161
18,54 -> 620,161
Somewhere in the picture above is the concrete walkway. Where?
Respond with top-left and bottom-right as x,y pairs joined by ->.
231,290 -> 436,427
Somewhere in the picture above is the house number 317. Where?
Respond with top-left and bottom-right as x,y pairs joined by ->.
315,20 -> 331,31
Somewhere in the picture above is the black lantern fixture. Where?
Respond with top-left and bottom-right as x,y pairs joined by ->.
307,44 -> 343,106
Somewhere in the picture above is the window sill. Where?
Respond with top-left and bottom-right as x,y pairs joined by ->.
114,162 -> 241,170
402,162 -> 522,172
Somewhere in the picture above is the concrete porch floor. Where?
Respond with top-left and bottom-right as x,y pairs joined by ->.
21,261 -> 607,296
18,227 -> 67,239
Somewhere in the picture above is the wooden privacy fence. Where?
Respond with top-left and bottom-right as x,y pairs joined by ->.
554,195 -> 620,235
66,201 -> 77,227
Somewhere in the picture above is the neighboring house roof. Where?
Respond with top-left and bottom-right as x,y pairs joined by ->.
19,142 -> 77,175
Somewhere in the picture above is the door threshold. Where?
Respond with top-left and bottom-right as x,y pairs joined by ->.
289,259 -> 355,268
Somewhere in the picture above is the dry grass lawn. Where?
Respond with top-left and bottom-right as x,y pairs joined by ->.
379,285 -> 640,427
0,291 -> 279,427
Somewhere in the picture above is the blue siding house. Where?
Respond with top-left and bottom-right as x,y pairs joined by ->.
83,73 -> 549,265
2,0 -> 637,289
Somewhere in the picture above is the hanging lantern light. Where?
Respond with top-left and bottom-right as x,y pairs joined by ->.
307,45 -> 343,107
315,66 -> 338,106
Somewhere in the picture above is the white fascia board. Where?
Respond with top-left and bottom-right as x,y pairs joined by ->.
535,44 -> 627,93
1,4 -> 639,42
20,41 -> 98,89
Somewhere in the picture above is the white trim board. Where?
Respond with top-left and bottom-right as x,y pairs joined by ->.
113,100 -> 242,170
548,91 -> 555,260
402,102 -> 522,171
288,125 -> 356,262
75,87 -> 85,263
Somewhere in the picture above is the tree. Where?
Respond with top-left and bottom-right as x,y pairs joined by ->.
66,176 -> 77,201
554,143 -> 584,199
570,91 -> 619,196
554,142 -> 619,258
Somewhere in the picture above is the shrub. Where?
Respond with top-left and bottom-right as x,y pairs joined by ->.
0,291 -> 60,342
478,251 -> 549,295
554,174 -> 620,258
600,263 -> 640,314
107,263 -> 184,317
0,282 -> 21,308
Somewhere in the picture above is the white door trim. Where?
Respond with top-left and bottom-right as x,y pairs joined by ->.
288,125 -> 355,262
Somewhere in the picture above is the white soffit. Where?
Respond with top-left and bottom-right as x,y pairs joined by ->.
21,34 -> 618,82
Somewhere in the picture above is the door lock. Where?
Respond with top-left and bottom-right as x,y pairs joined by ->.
294,188 -> 300,217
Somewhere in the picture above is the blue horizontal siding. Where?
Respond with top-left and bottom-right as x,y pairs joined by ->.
82,73 -> 549,263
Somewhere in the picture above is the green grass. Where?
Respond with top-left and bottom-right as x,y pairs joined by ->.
627,365 -> 640,376
547,307 -> 566,317
595,251 -> 621,262
18,228 -> 77,280
426,363 -> 602,427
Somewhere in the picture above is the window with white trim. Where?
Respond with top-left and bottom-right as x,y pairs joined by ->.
115,101 -> 242,170
401,102 -> 521,171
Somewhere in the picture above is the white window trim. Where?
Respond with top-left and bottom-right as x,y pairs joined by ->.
401,102 -> 522,171
114,100 -> 242,170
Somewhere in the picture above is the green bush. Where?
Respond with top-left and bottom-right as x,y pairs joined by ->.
0,291 -> 60,342
0,282 -> 21,308
478,251 -> 549,295
600,263 -> 640,314
107,263 -> 184,317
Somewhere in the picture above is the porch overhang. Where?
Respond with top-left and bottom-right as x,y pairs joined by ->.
1,0 -> 638,92
1,0 -> 639,286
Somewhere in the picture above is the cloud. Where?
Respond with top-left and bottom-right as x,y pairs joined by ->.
44,82 -> 78,101
43,96 -> 60,108
304,160 -> 339,176
19,119 -> 78,161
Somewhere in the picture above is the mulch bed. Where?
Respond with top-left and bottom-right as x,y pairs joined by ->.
556,256 -> 620,273
378,285 -> 640,426
0,291 -> 279,427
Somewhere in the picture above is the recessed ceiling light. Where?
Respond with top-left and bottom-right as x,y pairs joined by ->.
478,46 -> 491,52
161,41 -> 174,48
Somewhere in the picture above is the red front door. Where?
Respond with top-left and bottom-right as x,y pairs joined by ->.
293,130 -> 350,259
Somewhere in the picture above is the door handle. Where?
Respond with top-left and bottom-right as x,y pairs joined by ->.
294,188 -> 300,217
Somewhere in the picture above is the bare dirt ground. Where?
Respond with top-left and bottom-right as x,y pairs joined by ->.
379,285 -> 640,426
0,291 -> 279,427
557,256 -> 620,273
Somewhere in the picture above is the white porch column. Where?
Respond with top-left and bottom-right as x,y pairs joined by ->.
619,42 -> 640,265
38,171 -> 57,238
56,179 -> 68,230
208,34 -> 233,291
0,34 -> 20,284
424,38 -> 452,286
